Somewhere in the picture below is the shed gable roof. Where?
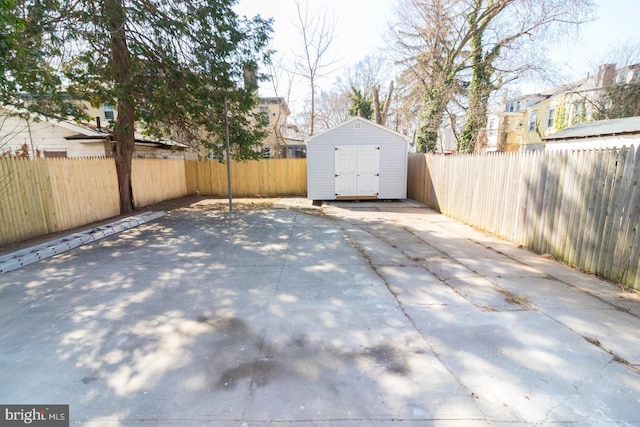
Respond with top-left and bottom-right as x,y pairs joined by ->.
305,117 -> 408,143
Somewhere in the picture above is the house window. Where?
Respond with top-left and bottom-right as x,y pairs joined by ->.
573,102 -> 585,124
528,111 -> 537,131
259,106 -> 270,124
103,104 -> 115,121
546,108 -> 556,129
44,150 -> 67,158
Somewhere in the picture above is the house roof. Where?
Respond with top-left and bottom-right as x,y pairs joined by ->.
543,116 -> 640,141
305,117 -> 408,143
1,105 -> 187,149
65,125 -> 187,150
66,129 -> 188,149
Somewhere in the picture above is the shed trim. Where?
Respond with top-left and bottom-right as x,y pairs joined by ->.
306,117 -> 408,143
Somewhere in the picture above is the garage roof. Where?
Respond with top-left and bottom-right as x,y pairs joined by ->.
544,116 -> 640,141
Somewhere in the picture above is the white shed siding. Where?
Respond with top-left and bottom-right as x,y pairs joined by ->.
306,118 -> 408,200
307,136 -> 337,199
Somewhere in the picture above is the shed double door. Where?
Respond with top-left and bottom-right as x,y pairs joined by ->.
334,145 -> 380,198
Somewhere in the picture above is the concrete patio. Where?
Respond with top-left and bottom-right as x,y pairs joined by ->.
1,198 -> 639,426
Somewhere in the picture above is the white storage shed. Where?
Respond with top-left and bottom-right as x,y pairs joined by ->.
306,117 -> 409,200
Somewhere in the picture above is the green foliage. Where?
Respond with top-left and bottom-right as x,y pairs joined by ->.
347,87 -> 373,119
416,129 -> 438,153
571,100 -> 587,125
416,83 -> 452,153
3,0 -> 273,158
1,0 -> 77,116
554,98 -> 569,131
596,81 -> 640,119
459,0 -> 500,154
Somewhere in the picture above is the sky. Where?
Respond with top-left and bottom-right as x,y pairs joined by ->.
234,0 -> 640,113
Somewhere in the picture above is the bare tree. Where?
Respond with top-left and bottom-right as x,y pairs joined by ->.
390,0 -> 467,152
292,0 -> 338,136
372,80 -> 394,126
342,55 -> 395,126
458,0 -> 595,153
390,0 -> 594,153
315,89 -> 350,130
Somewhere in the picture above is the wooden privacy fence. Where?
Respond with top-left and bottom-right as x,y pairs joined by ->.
133,159 -> 188,207
0,157 -> 307,245
408,148 -> 640,290
0,157 -> 120,245
185,158 -> 307,197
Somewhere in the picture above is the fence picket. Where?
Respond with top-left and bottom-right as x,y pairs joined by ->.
570,149 -> 595,268
551,150 -> 569,258
598,149 -> 626,276
617,146 -> 640,283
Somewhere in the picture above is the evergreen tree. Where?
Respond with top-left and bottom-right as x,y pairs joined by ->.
2,0 -> 272,213
347,87 -> 373,119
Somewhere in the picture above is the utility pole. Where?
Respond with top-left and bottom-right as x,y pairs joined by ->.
224,97 -> 233,212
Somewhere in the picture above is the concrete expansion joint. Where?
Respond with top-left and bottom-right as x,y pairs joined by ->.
582,335 -> 640,374
0,211 -> 165,275
334,217 -> 487,419
401,221 -> 640,319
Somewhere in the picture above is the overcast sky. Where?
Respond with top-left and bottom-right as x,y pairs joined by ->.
234,0 -> 640,111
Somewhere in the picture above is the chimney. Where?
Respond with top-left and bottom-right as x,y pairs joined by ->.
597,63 -> 616,88
96,116 -> 101,130
243,62 -> 258,92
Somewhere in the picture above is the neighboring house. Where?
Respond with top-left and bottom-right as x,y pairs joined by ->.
544,116 -> 640,151
306,117 -> 408,201
0,107 -> 185,159
485,63 -> 640,152
257,97 -> 306,158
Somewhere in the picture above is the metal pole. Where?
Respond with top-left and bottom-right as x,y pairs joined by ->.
224,97 -> 233,212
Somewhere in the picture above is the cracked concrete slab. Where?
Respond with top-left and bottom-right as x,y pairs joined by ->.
1,199 -> 639,426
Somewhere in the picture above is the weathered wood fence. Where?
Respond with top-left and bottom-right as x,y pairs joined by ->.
4,150 -> 638,289
0,158 -> 307,245
408,148 -> 640,290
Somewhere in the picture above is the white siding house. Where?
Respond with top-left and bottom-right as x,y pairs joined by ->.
0,107 -> 186,158
306,117 -> 408,200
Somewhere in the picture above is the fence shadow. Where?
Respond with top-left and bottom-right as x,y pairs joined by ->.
406,149 -> 640,290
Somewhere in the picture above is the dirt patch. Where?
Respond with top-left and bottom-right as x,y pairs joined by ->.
176,197 -> 280,212
498,288 -> 536,310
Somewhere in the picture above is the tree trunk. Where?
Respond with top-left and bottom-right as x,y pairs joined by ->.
310,81 -> 315,136
106,0 -> 135,214
380,80 -> 394,126
417,84 -> 448,153
372,85 -> 381,124
459,1 -> 494,154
